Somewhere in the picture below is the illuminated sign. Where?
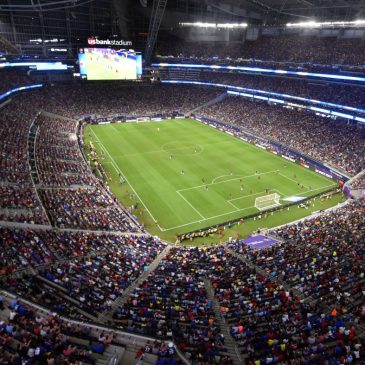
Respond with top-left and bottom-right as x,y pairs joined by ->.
161,79 -> 365,115
87,38 -> 132,47
161,80 -> 365,124
152,63 -> 365,83
0,62 -> 68,70
0,84 -> 43,101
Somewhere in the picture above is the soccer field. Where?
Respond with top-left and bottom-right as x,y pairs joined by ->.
85,118 -> 338,238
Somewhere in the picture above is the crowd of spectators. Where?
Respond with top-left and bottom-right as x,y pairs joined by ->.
35,116 -> 94,188
38,187 -> 138,231
0,68 -> 33,94
0,295 -> 131,365
1,228 -> 165,317
156,36 -> 365,70
0,97 -> 36,185
0,228 -> 164,273
1,45 -> 364,365
0,94 -> 49,225
228,197 -> 365,323
349,174 -> 365,190
34,115 -> 141,231
199,71 -> 365,110
0,80 -> 221,227
198,95 -> 365,176
112,237 -> 365,364
25,83 -> 221,120
207,246 -> 363,365
0,186 -> 48,225
0,186 -> 42,210
113,247 -> 233,365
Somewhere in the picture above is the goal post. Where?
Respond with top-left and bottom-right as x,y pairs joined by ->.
255,193 -> 281,211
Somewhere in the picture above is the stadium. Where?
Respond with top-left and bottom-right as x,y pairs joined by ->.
0,0 -> 364,364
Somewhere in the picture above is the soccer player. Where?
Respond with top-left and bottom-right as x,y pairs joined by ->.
205,185 -> 208,191
181,170 -> 184,175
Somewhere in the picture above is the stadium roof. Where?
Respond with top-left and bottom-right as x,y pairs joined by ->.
166,0 -> 365,23
243,0 -> 365,20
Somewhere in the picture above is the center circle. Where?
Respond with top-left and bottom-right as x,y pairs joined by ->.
162,141 -> 203,156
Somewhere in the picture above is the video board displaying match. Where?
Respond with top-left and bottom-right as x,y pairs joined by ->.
78,48 -> 142,80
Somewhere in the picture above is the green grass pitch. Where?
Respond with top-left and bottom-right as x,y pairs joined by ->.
85,118 -> 338,239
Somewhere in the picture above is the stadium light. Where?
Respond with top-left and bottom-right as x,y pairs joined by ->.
287,20 -> 365,28
0,84 -> 43,101
225,90 -> 362,124
179,22 -> 248,29
152,63 -> 365,83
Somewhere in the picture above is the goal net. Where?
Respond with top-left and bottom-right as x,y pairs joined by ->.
255,193 -> 281,211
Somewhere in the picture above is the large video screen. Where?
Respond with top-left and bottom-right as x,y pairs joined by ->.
78,48 -> 141,80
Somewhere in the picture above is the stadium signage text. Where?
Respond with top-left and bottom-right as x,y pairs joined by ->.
87,38 -> 132,46
315,169 -> 333,179
282,155 -> 296,163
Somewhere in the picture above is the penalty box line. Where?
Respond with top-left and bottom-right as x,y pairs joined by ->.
159,205 -> 255,232
177,169 -> 280,193
172,186 -> 284,232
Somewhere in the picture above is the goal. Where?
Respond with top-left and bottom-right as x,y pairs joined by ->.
255,193 -> 281,211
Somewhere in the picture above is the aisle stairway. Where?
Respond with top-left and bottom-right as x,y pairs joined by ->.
186,92 -> 227,115
204,279 -> 243,365
101,245 -> 172,322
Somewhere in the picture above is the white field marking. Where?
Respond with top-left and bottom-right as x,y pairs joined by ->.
178,170 -> 280,193
272,188 -> 287,197
285,183 -> 337,198
90,128 -> 160,225
159,205 -> 255,232
228,190 -> 266,202
163,183 -> 336,231
112,140 -> 232,159
217,122 -> 338,184
92,121 -> 338,232
161,141 -> 204,154
176,190 -> 205,220
278,172 -> 309,189
212,174 -> 242,184
227,189 -> 285,203
227,200 -> 240,211
206,117 -> 346,184
159,183 -> 336,232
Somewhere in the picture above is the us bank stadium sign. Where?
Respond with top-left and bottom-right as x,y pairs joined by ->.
87,38 -> 132,46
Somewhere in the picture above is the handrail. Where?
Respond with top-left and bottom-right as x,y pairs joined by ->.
27,112 -> 52,226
